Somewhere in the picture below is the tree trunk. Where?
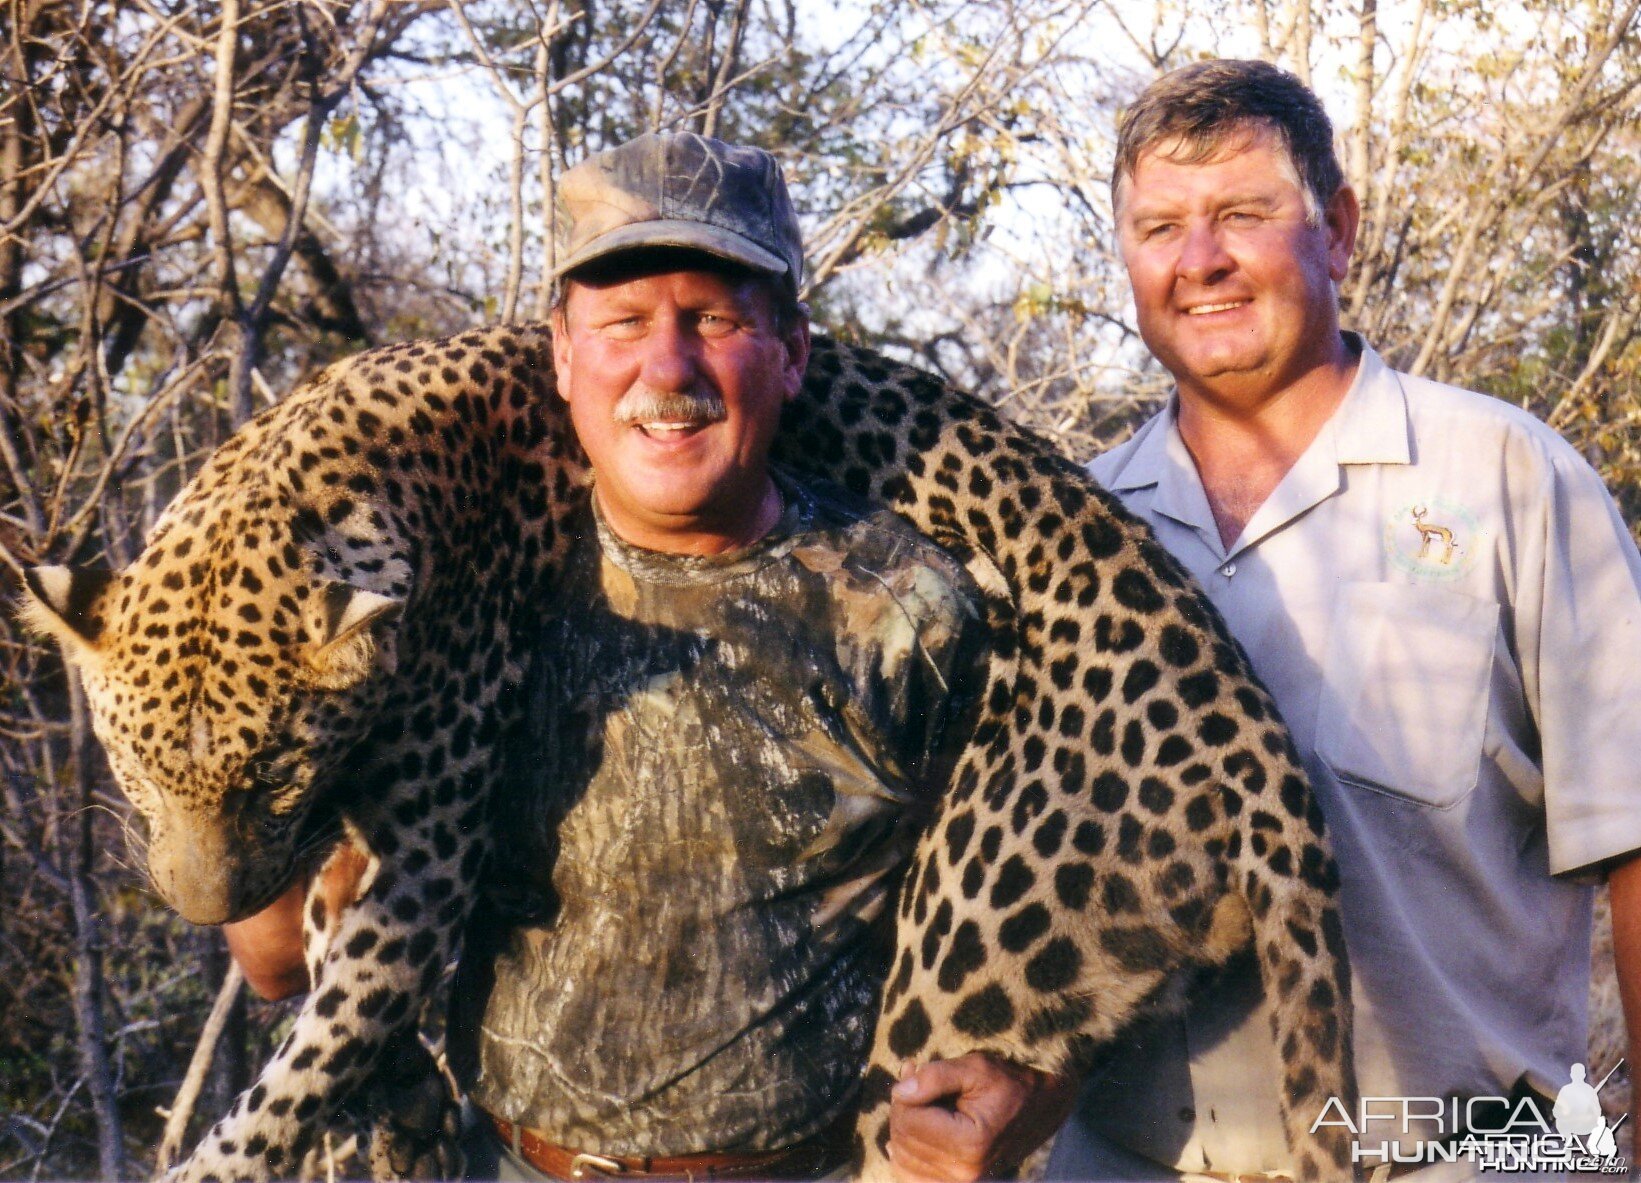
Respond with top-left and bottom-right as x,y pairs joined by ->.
66,673 -> 126,1181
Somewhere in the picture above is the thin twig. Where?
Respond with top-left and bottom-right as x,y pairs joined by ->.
156,961 -> 246,1174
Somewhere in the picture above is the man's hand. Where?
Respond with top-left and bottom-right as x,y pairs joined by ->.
222,880 -> 310,1000
887,1053 -> 1078,1183
221,842 -> 370,1001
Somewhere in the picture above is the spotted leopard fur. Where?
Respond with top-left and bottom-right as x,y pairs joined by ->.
22,326 -> 1355,1181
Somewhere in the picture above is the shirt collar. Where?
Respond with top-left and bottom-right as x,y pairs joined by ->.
1330,334 -> 1412,466
1106,399 -> 1181,492
1107,333 -> 1411,491
1102,333 -> 1412,557
1103,401 -> 1219,537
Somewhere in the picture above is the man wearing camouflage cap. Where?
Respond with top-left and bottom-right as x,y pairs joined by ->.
226,132 -> 1074,1181
461,130 -> 1083,1183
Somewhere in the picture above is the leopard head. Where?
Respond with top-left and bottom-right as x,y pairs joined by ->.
21,533 -> 402,925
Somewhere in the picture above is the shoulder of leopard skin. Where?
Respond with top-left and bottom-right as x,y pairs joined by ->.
22,323 -> 586,1181
22,326 -> 1354,1181
777,338 -> 1357,1181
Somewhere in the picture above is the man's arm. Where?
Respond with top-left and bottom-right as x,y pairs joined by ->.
221,843 -> 370,1001
1606,854 -> 1641,1156
888,1054 -> 1080,1183
222,881 -> 310,1000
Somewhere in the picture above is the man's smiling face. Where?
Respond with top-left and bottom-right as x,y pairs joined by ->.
553,256 -> 809,555
1116,123 -> 1355,410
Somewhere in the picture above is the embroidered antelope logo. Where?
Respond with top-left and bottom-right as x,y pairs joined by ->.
1411,505 -> 1458,565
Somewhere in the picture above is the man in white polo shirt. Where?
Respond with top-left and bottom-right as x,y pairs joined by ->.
1049,58 -> 1641,1181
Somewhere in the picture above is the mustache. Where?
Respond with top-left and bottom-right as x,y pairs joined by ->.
613,388 -> 727,426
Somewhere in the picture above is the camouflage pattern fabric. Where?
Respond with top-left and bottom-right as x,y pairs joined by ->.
453,472 -> 984,1155
551,132 -> 804,294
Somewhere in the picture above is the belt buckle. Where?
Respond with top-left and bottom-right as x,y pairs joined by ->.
569,1152 -> 626,1178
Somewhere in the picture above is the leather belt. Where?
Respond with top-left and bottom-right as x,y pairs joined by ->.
486,1111 -> 853,1181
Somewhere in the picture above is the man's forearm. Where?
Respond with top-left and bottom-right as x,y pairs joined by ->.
1605,855 -> 1641,1156
222,880 -> 310,1001
221,842 -> 371,1001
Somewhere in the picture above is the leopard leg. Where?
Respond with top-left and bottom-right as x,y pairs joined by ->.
163,821 -> 483,1183
361,1029 -> 464,1182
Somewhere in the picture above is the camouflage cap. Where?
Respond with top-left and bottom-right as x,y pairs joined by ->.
552,133 -> 804,296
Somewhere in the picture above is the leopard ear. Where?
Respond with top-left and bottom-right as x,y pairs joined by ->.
19,565 -> 117,655
304,583 -> 403,690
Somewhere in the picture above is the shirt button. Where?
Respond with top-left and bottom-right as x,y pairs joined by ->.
1220,562 -> 1236,577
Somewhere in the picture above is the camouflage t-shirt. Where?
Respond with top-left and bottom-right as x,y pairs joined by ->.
458,472 -> 984,1156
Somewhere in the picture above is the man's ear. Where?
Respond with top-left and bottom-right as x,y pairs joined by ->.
19,565 -> 117,654
780,315 -> 812,402
1324,184 -> 1360,283
551,302 -> 573,403
304,583 -> 403,690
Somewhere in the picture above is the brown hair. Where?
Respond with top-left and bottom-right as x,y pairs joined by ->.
1113,59 -> 1344,221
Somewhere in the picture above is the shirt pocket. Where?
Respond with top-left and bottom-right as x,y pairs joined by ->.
1315,582 -> 1499,809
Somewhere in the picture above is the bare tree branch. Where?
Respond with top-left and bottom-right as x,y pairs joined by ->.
156,961 -> 248,1175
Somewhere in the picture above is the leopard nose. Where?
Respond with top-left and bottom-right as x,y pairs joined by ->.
147,820 -> 250,925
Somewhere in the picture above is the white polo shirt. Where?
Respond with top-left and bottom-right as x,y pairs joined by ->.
1051,337 -> 1641,1179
